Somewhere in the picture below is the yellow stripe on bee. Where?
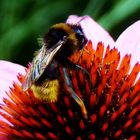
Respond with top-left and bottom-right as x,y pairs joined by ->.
68,33 -> 79,46
31,80 -> 60,102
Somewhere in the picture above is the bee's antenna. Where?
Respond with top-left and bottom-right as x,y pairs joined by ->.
77,16 -> 87,24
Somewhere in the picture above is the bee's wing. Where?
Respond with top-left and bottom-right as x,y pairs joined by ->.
22,40 -> 65,91
21,46 -> 45,91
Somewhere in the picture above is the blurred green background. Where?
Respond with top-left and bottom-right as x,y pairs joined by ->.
0,0 -> 140,66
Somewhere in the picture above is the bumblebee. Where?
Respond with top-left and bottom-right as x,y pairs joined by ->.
22,22 -> 88,118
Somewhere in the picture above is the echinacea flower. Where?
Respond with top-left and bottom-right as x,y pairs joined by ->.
0,15 -> 140,140
0,61 -> 25,102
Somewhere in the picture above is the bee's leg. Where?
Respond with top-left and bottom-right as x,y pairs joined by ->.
65,59 -> 89,76
62,67 -> 87,119
75,64 -> 89,76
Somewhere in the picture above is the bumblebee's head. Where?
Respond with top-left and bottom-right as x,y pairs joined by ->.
43,23 -> 87,54
70,24 -> 87,50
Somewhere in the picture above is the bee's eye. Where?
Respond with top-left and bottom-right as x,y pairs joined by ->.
75,33 -> 87,49
72,26 -> 87,48
81,36 -> 86,44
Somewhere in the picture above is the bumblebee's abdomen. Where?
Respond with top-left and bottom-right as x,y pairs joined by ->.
31,79 -> 60,103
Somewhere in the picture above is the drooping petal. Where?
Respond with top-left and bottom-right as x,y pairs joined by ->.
115,20 -> 140,77
0,60 -> 25,103
66,15 -> 115,49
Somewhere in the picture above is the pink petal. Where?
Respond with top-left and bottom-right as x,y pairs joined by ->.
115,20 -> 140,78
0,60 -> 25,103
66,15 -> 115,49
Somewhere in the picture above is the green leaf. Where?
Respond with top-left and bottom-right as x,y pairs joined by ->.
98,0 -> 140,30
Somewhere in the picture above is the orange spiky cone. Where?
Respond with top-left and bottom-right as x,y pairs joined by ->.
0,41 -> 140,140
